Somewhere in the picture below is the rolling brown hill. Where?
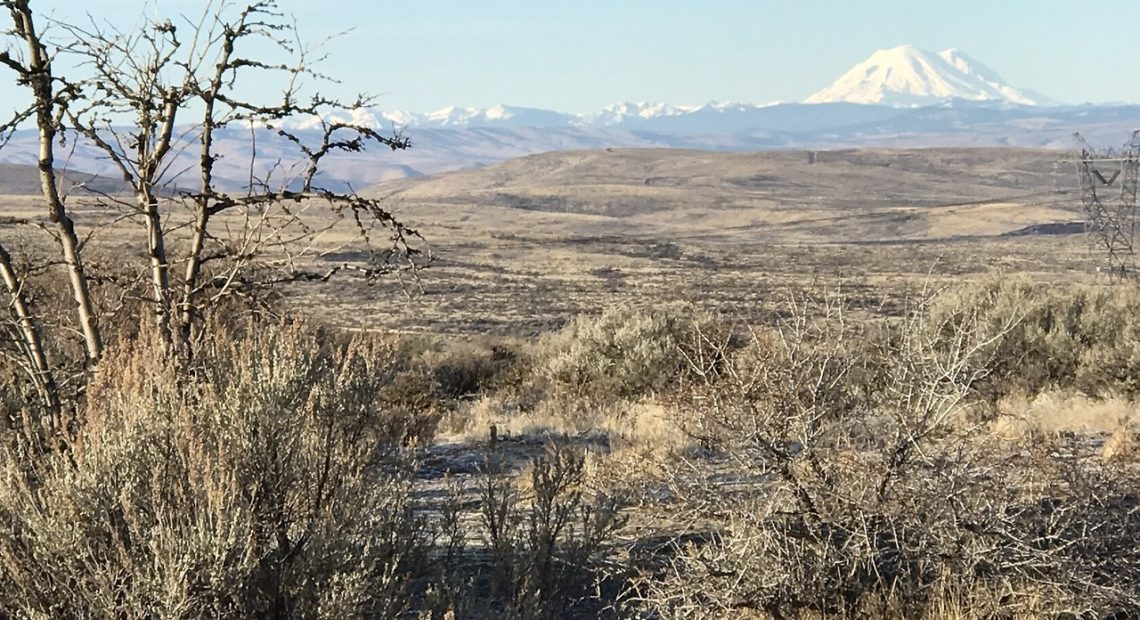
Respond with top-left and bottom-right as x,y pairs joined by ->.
1,148 -> 1087,334
366,148 -> 1077,245
299,147 -> 1091,334
0,163 -> 134,196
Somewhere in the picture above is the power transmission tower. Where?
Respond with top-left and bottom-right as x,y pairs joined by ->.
1074,130 -> 1140,278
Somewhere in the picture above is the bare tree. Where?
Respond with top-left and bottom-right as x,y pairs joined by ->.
2,0 -> 102,365
0,0 -> 423,420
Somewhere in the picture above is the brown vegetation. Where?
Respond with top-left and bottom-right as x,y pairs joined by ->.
3,278 -> 1140,618
1,324 -> 427,617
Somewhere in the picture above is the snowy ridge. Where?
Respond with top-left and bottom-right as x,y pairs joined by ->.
586,102 -> 695,126
286,104 -> 580,131
279,47 -> 1057,130
264,46 -> 1065,133
286,100 -> 798,132
4,100 -> 1140,193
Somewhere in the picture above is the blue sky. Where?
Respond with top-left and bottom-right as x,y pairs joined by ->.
7,0 -> 1139,113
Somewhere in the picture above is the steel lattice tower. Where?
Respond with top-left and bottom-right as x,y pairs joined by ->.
1075,131 -> 1140,278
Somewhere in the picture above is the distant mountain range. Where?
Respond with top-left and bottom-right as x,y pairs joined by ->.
0,46 -> 1136,193
293,45 -> 1061,132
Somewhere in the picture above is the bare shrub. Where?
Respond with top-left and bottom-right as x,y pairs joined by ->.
628,290 -> 1140,618
0,322 -> 429,618
473,444 -> 627,619
413,444 -> 627,619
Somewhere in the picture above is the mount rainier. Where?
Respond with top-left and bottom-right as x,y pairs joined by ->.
805,45 -> 1055,107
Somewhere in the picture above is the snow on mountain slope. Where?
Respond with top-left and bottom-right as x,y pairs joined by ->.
806,45 -> 1048,107
391,105 -> 579,128
936,48 -> 1060,106
287,105 -> 580,130
587,101 -> 695,126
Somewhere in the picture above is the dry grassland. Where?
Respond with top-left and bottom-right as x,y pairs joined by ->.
339,147 -> 1090,333
0,147 -> 1093,335
6,147 -> 1140,618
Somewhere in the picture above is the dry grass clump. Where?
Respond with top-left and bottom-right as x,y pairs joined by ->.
993,389 -> 1136,440
596,400 -> 691,456
0,322 -> 429,618
1102,424 -> 1140,462
436,444 -> 627,619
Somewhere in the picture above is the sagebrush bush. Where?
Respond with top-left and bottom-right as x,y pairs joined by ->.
538,305 -> 681,403
536,305 -> 733,408
0,322 -> 428,618
925,275 -> 1140,399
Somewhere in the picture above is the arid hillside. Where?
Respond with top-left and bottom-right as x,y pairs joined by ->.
0,163 -> 133,196
309,147 -> 1090,334
0,147 -> 1091,335
367,147 -> 1076,244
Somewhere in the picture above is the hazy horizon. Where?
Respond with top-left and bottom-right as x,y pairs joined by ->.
2,0 -> 1137,116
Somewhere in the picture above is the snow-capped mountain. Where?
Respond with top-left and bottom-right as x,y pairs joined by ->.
286,45 -> 1058,132
805,45 -> 1051,107
585,102 -> 695,126
289,105 -> 580,130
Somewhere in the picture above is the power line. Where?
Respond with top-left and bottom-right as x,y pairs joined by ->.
1070,131 -> 1140,279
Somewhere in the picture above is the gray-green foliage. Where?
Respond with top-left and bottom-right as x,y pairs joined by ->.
926,276 -> 1140,398
0,324 -> 426,619
538,305 -> 697,403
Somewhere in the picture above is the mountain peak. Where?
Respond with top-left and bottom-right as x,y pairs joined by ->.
805,46 -> 1051,107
